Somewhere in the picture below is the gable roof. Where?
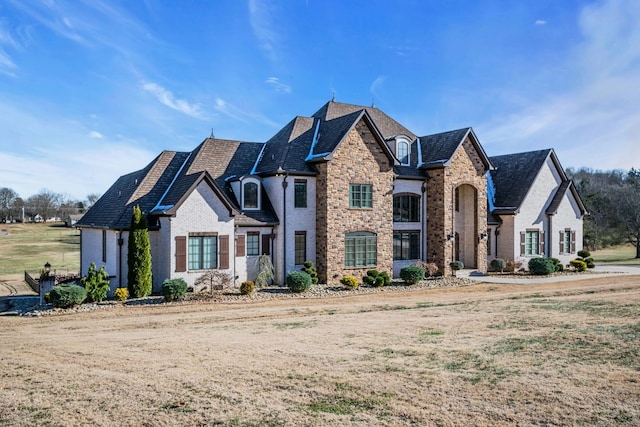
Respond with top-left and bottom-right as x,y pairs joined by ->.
78,138 -> 279,230
489,148 -> 585,216
419,127 -> 494,171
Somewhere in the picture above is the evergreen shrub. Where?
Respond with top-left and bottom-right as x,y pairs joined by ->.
400,266 -> 425,285
450,261 -> 464,271
161,278 -> 188,302
570,259 -> 588,272
240,280 -> 255,295
301,261 -> 319,284
490,258 -> 506,272
113,288 -> 129,301
528,258 -> 555,275
49,283 -> 87,308
286,272 -> 311,293
82,262 -> 111,302
340,276 -> 358,290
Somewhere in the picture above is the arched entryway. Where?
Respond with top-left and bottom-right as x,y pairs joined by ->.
453,184 -> 478,268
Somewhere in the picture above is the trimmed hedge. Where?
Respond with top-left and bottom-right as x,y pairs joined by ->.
286,272 -> 312,293
363,270 -> 387,287
490,258 -> 506,272
528,257 -> 555,275
49,283 -> 87,308
400,266 -> 424,285
161,278 -> 188,302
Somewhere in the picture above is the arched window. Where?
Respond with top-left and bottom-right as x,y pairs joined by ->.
397,140 -> 410,165
393,194 -> 420,222
243,182 -> 259,209
345,231 -> 377,267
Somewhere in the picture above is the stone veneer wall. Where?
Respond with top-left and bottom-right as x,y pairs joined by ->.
315,120 -> 394,284
426,137 -> 488,276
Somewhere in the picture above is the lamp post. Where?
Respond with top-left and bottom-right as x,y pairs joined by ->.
44,262 -> 51,276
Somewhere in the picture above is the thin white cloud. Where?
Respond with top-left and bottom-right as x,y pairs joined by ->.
370,76 -> 386,100
248,0 -> 280,62
535,20 -> 547,25
214,97 -> 280,128
142,82 -> 207,120
89,131 -> 103,139
481,0 -> 640,171
266,77 -> 292,93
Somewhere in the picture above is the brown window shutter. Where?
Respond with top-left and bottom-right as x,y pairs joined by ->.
236,235 -> 245,257
261,234 -> 271,255
520,232 -> 525,256
175,236 -> 186,272
540,231 -> 545,256
559,231 -> 564,254
571,231 -> 576,253
219,235 -> 229,269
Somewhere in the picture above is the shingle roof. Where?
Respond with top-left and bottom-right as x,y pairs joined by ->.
254,116 -> 317,174
489,149 -> 552,213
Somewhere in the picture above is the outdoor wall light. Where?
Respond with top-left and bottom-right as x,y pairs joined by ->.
44,262 -> 51,275
480,232 -> 488,241
447,234 -> 455,241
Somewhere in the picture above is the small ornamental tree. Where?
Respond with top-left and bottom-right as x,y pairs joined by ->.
301,261 -> 318,284
82,262 -> 111,302
127,205 -> 152,298
255,255 -> 275,287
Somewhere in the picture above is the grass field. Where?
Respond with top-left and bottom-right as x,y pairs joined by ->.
1,276 -> 638,426
592,244 -> 640,265
0,222 -> 80,279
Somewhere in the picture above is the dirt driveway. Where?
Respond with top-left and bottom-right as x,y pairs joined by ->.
1,275 -> 639,426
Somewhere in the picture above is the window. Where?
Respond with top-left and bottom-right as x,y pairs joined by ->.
393,195 -> 420,222
345,232 -> 377,267
525,230 -> 539,255
243,182 -> 258,209
397,140 -> 409,165
188,235 -> 217,270
247,232 -> 259,256
294,180 -> 307,208
564,231 -> 571,254
560,230 -> 575,254
295,231 -> 306,265
349,184 -> 372,209
393,231 -> 420,260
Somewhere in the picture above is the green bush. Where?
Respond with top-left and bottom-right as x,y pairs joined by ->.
113,287 -> 129,301
286,272 -> 311,293
44,292 -> 51,304
400,266 -> 425,285
362,270 -> 386,287
49,283 -> 87,308
128,205 -> 153,298
301,261 -> 319,284
585,257 -> 596,269
450,261 -> 464,271
570,259 -> 588,272
549,258 -> 562,272
340,276 -> 358,290
240,280 -> 255,295
490,258 -> 506,272
82,262 -> 111,303
577,249 -> 591,259
528,258 -> 555,275
161,278 -> 188,302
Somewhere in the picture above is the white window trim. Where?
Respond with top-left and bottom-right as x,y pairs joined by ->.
241,177 -> 261,210
396,136 -> 411,166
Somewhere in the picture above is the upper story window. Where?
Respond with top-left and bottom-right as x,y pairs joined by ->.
393,194 -> 420,222
349,184 -> 372,209
294,179 -> 307,208
397,139 -> 410,165
243,181 -> 259,210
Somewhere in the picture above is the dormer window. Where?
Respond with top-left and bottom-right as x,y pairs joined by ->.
396,137 -> 410,165
242,179 -> 260,210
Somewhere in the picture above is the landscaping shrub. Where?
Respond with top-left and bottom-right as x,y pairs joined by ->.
49,283 -> 87,308
577,249 -> 591,259
194,270 -> 233,293
379,271 -> 391,286
400,265 -> 424,285
528,257 -> 555,275
286,272 -> 311,293
255,255 -> 275,288
301,261 -> 319,284
44,292 -> 51,304
161,278 -> 188,302
570,259 -> 588,272
82,262 -> 111,303
113,287 -> 129,301
127,205 -> 152,298
340,276 -> 358,290
505,260 -> 523,273
549,258 -> 563,272
362,270 -> 385,287
585,257 -> 596,269
490,258 -> 506,272
450,261 -> 464,271
240,280 -> 255,295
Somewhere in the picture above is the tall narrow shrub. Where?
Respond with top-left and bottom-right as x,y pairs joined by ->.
127,205 -> 152,298
82,262 -> 111,302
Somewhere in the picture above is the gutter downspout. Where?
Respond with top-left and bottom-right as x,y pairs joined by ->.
421,181 -> 427,263
282,173 -> 289,283
117,231 -> 124,288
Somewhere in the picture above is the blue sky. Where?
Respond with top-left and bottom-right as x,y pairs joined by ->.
1,0 -> 638,200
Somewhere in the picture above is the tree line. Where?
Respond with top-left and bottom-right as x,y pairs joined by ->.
567,167 -> 640,258
0,187 -> 101,223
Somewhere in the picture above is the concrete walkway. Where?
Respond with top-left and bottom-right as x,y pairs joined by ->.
459,265 -> 640,285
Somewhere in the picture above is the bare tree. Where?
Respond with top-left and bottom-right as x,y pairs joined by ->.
26,189 -> 61,222
86,193 -> 101,208
0,187 -> 19,221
